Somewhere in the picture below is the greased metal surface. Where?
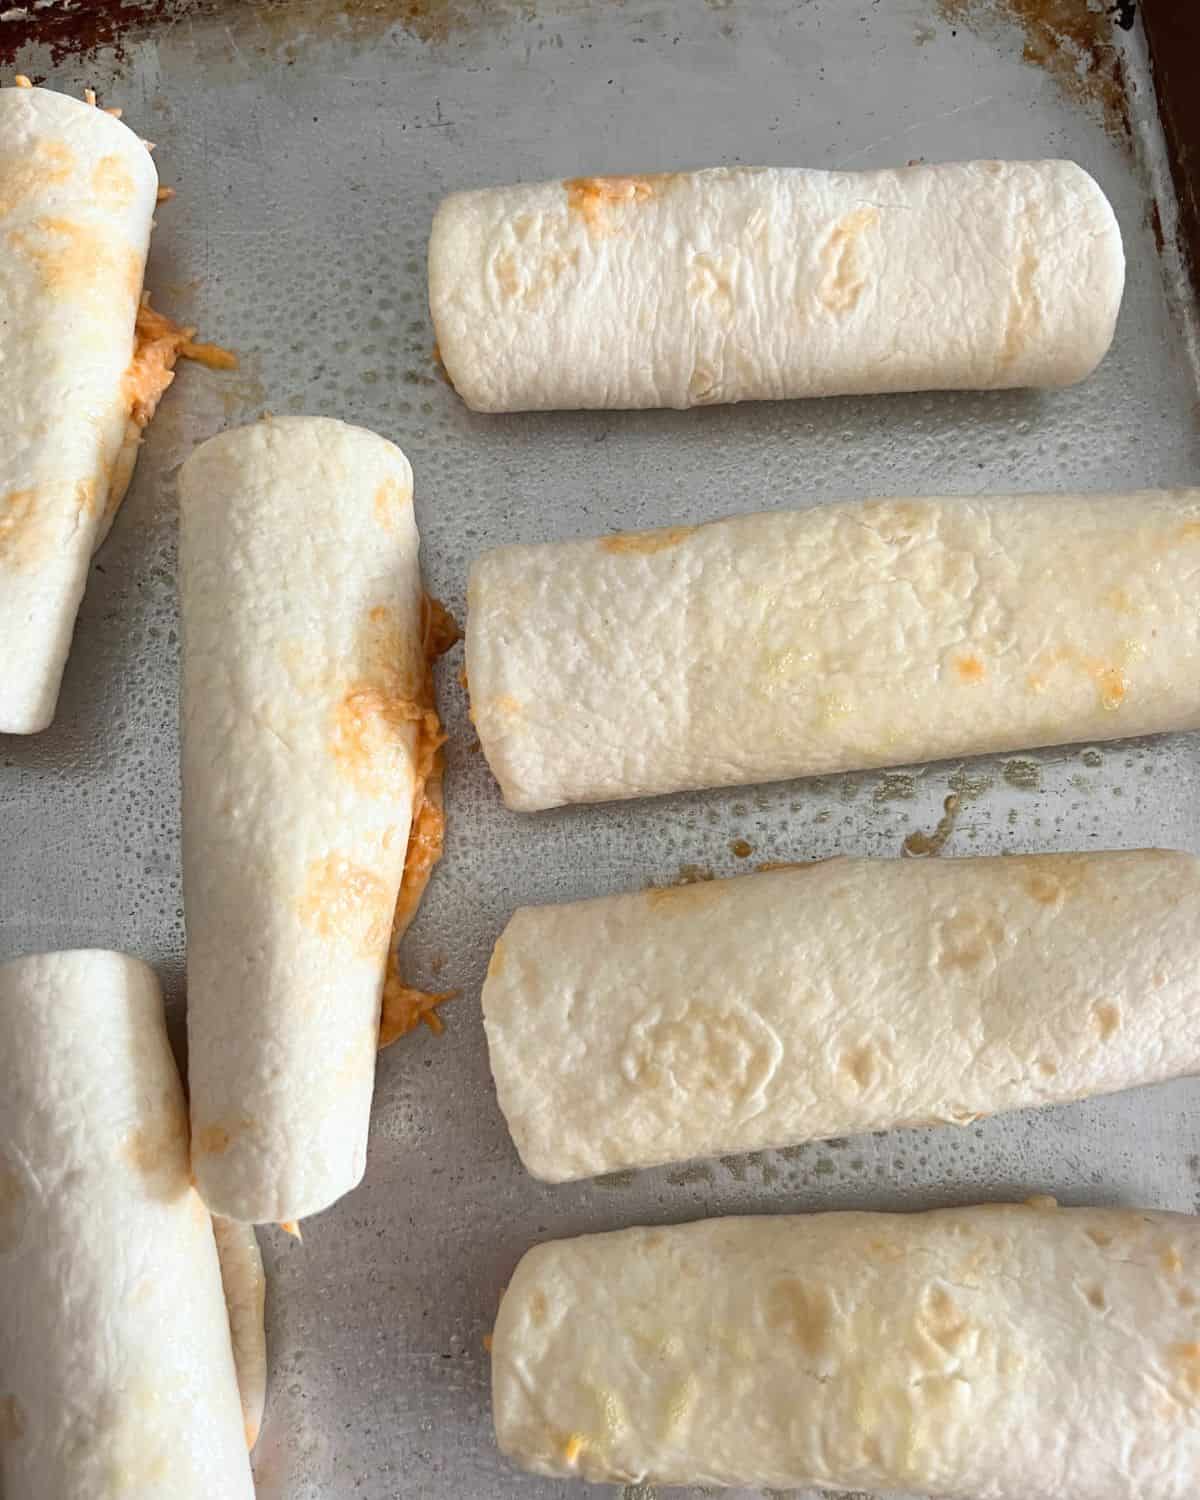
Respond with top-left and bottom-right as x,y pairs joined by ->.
1,3 -> 1198,1498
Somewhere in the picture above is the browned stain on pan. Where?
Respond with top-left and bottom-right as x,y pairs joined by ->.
937,0 -> 1131,139
0,0 -> 529,67
1142,1 -> 1200,301
235,0 -> 533,54
0,0 -> 195,67
902,792 -> 961,857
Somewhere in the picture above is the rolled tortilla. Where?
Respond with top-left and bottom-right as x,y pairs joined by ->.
492,1202 -> 1200,1494
212,1218 -> 268,1449
429,159 -> 1123,412
0,84 -> 199,734
181,416 -> 445,1224
467,488 -> 1200,810
0,950 -> 255,1500
484,850 -> 1200,1182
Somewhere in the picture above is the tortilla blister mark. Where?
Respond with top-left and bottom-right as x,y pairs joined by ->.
493,1204 -> 1200,1492
483,850 -> 1200,1182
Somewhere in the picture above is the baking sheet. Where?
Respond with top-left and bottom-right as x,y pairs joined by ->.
2,2 -> 1199,1496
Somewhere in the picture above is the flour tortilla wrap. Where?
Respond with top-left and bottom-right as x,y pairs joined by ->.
0,85 -> 171,733
492,1202 -> 1200,1494
0,950 -> 255,1500
181,416 -> 438,1224
485,850 -> 1200,1182
429,159 -> 1123,412
467,488 -> 1200,811
212,1218 -> 268,1449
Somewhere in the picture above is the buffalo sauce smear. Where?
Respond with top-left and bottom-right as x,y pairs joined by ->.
378,595 -> 460,1049
124,294 -> 237,428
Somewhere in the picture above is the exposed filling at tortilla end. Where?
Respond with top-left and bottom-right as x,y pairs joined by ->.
125,295 -> 239,428
102,295 -> 238,534
379,596 -> 460,1049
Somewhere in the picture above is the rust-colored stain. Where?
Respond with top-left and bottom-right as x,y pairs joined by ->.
937,0 -> 1130,140
0,0 -> 193,67
0,0 -> 531,68
1142,1 -> 1200,302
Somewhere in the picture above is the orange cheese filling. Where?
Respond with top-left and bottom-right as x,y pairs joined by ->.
123,295 -> 238,430
378,595 -> 460,1049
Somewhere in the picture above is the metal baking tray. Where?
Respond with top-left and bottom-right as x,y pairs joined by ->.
3,2 -> 1199,1496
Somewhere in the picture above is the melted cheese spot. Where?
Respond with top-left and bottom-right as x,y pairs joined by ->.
1093,1001 -> 1121,1041
299,853 -> 393,959
1169,1342 -> 1200,1400
768,1279 -> 836,1359
600,525 -> 695,556
564,174 -> 658,232
0,488 -> 41,567
92,153 -> 136,205
373,475 -> 411,532
953,652 -> 986,683
818,206 -> 880,313
1026,645 -> 1130,712
378,596 -> 460,1046
7,215 -> 142,304
123,297 -> 195,428
0,138 -> 74,216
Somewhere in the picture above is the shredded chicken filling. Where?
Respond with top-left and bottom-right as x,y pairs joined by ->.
379,596 -> 459,1048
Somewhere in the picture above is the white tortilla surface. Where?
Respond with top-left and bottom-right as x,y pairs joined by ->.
0,85 -> 158,733
0,949 -> 254,1500
212,1218 -> 268,1450
429,159 -> 1123,412
181,416 -> 426,1223
492,1202 -> 1200,1494
485,850 -> 1200,1182
467,488 -> 1200,810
